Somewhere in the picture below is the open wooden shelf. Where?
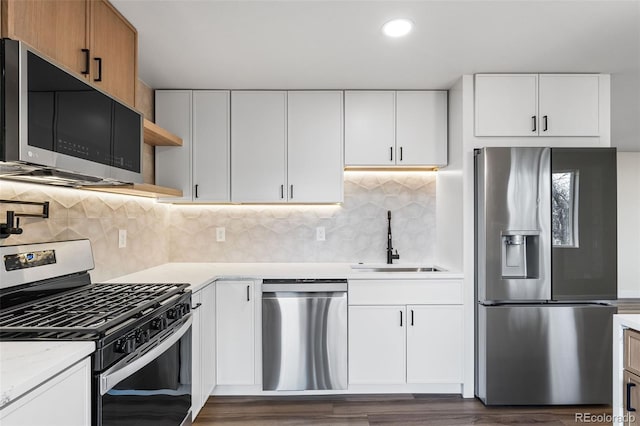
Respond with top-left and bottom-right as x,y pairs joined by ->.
143,119 -> 183,147
83,183 -> 183,198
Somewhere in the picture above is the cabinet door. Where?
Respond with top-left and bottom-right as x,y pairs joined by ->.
287,91 -> 343,203
406,305 -> 463,384
193,91 -> 230,202
191,290 -> 203,419
155,90 -> 192,201
345,91 -> 396,166
216,281 -> 255,385
475,74 -> 538,136
348,305 -> 406,384
396,91 -> 448,166
89,0 -> 137,106
624,371 -> 640,425
1,0 -> 88,77
231,91 -> 287,202
538,74 -> 599,136
200,283 -> 216,401
0,358 -> 91,426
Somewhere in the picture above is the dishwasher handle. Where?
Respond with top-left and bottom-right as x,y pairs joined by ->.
262,283 -> 347,293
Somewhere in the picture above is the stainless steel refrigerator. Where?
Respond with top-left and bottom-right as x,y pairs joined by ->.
475,147 -> 617,405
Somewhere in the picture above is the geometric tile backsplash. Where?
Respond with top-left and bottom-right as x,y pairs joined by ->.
169,171 -> 437,264
0,171 -> 437,281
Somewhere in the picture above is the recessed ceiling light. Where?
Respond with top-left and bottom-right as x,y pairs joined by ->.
382,19 -> 413,38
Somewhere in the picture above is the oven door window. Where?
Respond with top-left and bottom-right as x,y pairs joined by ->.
100,328 -> 191,426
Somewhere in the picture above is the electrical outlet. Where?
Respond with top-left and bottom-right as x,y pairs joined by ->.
118,229 -> 127,248
316,227 -> 326,241
216,227 -> 226,242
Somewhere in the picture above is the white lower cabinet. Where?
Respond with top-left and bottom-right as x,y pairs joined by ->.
191,281 -> 216,420
216,280 -> 255,385
0,357 -> 91,426
348,279 -> 464,387
406,305 -> 463,383
348,305 -> 406,384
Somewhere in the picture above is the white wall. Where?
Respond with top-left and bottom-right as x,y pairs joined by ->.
617,152 -> 640,298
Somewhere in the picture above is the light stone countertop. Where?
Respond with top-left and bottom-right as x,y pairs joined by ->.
0,341 -> 94,410
106,262 -> 464,292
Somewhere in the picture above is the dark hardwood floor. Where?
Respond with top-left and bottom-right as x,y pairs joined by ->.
194,394 -> 613,425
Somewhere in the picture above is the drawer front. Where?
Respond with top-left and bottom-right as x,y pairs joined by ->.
626,329 -> 640,376
348,280 -> 463,305
623,370 -> 640,425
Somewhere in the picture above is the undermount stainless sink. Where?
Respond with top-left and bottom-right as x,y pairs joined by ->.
350,265 -> 446,273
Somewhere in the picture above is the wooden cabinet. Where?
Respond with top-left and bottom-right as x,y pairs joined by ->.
231,90 -> 344,203
231,91 -> 287,203
345,91 -> 447,167
89,0 -> 137,106
0,358 -> 91,425
348,279 -> 464,386
191,282 -> 216,420
216,280 -> 255,385
1,0 -> 137,106
349,305 -> 406,384
475,73 -> 600,137
287,91 -> 343,203
624,329 -> 640,424
155,90 -> 230,202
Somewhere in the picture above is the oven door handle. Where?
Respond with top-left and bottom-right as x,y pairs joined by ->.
100,315 -> 192,395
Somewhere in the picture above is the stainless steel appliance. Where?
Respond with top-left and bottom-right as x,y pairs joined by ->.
475,147 -> 617,405
0,39 -> 143,186
262,279 -> 348,391
0,239 -> 192,425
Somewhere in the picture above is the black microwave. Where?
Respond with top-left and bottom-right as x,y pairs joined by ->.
0,38 -> 142,186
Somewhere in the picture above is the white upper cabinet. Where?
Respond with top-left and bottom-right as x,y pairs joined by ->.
475,73 -> 601,137
155,90 -> 230,202
287,91 -> 344,203
231,91 -> 288,203
345,91 -> 396,166
193,91 -> 230,202
345,91 -> 448,167
538,74 -> 599,136
156,90 -> 193,201
474,74 -> 538,137
396,91 -> 448,166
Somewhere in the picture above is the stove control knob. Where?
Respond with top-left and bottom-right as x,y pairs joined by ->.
183,303 -> 191,314
136,329 -> 150,344
151,317 -> 168,331
167,308 -> 178,320
116,335 -> 137,354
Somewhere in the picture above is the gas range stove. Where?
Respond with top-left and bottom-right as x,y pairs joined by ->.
0,239 -> 193,426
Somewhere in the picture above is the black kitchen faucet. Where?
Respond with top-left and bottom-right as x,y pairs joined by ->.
386,210 -> 400,264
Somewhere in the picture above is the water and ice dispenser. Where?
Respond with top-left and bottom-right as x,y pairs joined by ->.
500,232 -> 540,279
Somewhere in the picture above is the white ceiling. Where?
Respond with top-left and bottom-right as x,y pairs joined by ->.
112,0 -> 640,151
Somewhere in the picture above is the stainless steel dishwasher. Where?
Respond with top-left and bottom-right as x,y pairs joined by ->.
262,278 -> 348,391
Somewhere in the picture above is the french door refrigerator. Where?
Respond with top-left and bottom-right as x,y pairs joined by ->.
475,147 -> 617,405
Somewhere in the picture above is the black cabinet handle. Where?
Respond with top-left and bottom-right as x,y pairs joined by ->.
246,285 -> 250,302
532,116 -> 537,132
81,49 -> 90,75
543,115 -> 548,132
191,303 -> 202,310
400,310 -> 403,327
628,382 -> 637,412
290,184 -> 294,199
400,147 -> 403,162
280,184 -> 284,199
411,309 -> 414,326
93,57 -> 102,82
390,146 -> 393,162
195,184 -> 199,199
